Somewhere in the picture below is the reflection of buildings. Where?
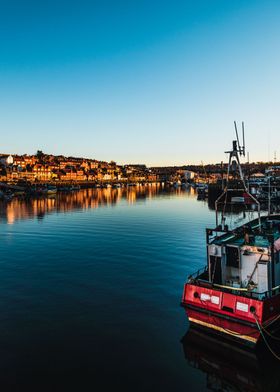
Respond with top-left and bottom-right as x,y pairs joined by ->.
5,197 -> 57,224
0,186 -> 193,224
182,327 -> 280,392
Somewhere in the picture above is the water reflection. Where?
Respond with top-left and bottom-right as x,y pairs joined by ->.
0,185 -> 196,224
182,327 -> 280,392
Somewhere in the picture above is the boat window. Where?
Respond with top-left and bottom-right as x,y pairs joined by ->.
226,246 -> 239,268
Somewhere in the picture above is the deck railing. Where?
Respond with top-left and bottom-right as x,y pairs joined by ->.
187,268 -> 280,300
187,266 -> 208,281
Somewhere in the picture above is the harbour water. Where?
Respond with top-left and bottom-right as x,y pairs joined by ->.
0,186 -> 280,391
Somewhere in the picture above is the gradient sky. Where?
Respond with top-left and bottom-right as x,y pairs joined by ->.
0,0 -> 280,165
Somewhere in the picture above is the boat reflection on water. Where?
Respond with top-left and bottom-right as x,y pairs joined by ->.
181,326 -> 280,392
0,185 -> 196,224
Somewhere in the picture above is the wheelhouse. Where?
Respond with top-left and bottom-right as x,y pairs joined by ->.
188,215 -> 280,300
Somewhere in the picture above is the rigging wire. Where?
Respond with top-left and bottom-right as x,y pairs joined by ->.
260,314 -> 280,341
253,312 -> 280,361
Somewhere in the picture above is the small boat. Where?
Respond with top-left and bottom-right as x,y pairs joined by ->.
13,191 -> 26,197
181,125 -> 280,348
0,188 -> 14,201
173,180 -> 181,188
231,196 -> 244,203
70,185 -> 81,191
46,186 -> 57,195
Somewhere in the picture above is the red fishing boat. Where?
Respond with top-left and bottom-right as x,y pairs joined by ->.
181,123 -> 280,347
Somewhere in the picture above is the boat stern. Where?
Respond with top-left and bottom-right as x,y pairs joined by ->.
181,281 -> 263,346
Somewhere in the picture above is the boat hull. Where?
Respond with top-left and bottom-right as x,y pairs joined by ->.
182,282 -> 280,346
184,306 -> 260,346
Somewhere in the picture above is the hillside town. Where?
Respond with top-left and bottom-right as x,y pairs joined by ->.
0,151 -> 158,184
1,151 -> 279,187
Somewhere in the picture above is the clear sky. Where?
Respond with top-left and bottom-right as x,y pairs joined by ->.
0,0 -> 280,166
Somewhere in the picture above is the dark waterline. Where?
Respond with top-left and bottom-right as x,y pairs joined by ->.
0,187 -> 280,391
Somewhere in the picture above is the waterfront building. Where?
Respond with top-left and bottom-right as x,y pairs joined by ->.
6,155 -> 14,165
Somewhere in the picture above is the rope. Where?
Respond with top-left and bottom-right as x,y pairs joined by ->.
213,283 -> 248,291
253,312 -> 280,361
261,314 -> 280,341
197,293 -> 280,347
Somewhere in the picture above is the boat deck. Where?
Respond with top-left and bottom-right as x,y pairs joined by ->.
211,214 -> 280,248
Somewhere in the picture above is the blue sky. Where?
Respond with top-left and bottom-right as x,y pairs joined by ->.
0,0 -> 280,165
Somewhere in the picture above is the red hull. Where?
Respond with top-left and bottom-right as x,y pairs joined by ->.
182,283 -> 280,345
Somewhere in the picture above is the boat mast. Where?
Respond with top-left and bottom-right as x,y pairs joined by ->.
215,122 -> 261,229
268,175 -> 271,215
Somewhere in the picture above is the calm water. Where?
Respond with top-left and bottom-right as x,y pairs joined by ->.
0,186 -> 280,391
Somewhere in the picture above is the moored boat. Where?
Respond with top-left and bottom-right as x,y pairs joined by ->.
181,124 -> 280,347
46,185 -> 57,195
70,185 -> 81,191
181,214 -> 280,346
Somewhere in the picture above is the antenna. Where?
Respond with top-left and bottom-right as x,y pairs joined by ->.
233,121 -> 246,156
234,121 -> 241,152
242,122 -> 245,156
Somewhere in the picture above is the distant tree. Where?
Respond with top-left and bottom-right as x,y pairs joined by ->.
36,150 -> 44,162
